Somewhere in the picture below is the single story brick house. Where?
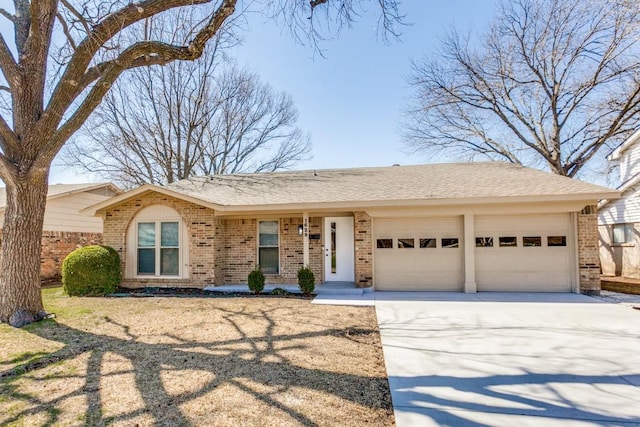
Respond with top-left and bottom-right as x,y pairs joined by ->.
0,183 -> 121,281
85,163 -> 617,294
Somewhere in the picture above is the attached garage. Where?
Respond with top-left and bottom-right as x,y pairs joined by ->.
474,214 -> 574,292
374,217 -> 463,291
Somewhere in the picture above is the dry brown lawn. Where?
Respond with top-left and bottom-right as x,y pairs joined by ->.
0,288 -> 393,426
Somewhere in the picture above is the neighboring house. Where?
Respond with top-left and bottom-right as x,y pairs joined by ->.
0,183 -> 121,281
85,163 -> 616,294
599,129 -> 640,278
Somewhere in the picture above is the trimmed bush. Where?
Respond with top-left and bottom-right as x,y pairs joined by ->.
297,266 -> 315,295
62,245 -> 121,296
248,268 -> 265,294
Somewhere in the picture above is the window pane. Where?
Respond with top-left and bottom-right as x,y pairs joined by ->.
626,224 -> 635,243
138,223 -> 155,247
398,238 -> 415,248
161,222 -> 179,247
442,238 -> 459,248
612,225 -> 625,243
259,221 -> 279,246
499,237 -> 517,247
377,239 -> 393,248
523,236 -> 542,247
259,247 -> 279,274
331,222 -> 337,273
475,237 -> 493,247
138,248 -> 155,274
548,236 -> 566,247
161,248 -> 179,275
420,238 -> 436,248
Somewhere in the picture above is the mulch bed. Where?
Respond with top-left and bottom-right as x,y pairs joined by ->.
109,286 -> 314,299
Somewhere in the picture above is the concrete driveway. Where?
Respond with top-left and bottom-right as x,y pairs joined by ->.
374,293 -> 640,427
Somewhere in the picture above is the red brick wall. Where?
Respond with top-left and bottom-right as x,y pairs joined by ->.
0,229 -> 102,283
40,231 -> 103,281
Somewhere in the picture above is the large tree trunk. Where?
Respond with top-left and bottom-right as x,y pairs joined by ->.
0,170 -> 49,327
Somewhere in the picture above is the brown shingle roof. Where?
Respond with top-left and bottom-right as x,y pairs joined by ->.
164,162 -> 615,207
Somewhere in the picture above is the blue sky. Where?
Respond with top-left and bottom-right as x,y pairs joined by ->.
47,2 -> 498,183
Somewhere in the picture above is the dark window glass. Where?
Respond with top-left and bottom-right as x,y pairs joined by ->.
523,236 -> 542,247
547,236 -> 567,247
259,247 -> 279,274
420,238 -> 437,248
442,238 -> 459,248
475,237 -> 493,247
377,239 -> 393,249
398,238 -> 415,248
499,236 -> 517,247
137,248 -> 155,275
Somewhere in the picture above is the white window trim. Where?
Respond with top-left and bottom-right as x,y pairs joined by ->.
135,219 -> 182,278
257,219 -> 280,275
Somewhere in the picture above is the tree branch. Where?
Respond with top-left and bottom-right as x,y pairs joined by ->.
41,0 -> 235,144
0,33 -> 19,86
0,114 -> 20,152
0,8 -> 14,22
44,1 -> 237,165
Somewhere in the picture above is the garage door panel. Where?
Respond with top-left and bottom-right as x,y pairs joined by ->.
475,214 -> 573,292
374,217 -> 463,291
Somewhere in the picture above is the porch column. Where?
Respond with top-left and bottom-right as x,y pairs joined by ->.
303,212 -> 310,266
463,213 -> 477,293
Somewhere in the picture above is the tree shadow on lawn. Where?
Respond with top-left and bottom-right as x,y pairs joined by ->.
0,306 -> 393,426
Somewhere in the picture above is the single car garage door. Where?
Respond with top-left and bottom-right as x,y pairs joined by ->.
474,214 -> 573,292
374,217 -> 463,291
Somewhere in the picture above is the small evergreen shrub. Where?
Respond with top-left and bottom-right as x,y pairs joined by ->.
62,245 -> 121,296
248,268 -> 265,294
297,266 -> 315,295
270,287 -> 290,296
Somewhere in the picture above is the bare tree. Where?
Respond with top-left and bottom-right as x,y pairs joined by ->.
0,0 -> 402,326
404,0 -> 640,177
64,43 -> 310,189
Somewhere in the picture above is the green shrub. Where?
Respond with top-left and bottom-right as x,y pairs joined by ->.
297,266 -> 315,295
248,268 -> 265,294
62,245 -> 121,296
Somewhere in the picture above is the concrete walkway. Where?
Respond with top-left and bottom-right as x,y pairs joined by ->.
374,292 -> 640,426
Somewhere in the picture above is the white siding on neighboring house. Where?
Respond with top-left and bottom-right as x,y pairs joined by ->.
599,188 -> 640,225
618,146 -> 640,184
0,186 -> 117,232
42,192 -> 112,232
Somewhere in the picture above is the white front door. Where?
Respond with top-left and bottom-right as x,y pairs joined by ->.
324,217 -> 355,282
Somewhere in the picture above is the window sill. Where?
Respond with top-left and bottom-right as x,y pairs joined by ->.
612,243 -> 635,247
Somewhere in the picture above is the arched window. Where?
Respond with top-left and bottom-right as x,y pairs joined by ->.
126,205 -> 189,279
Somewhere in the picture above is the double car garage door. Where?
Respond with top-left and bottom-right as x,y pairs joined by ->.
374,214 -> 573,292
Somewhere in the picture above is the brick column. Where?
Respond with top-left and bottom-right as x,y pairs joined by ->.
577,205 -> 601,295
354,211 -> 373,288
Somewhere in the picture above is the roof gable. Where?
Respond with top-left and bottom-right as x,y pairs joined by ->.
0,183 -> 121,211
608,129 -> 640,161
